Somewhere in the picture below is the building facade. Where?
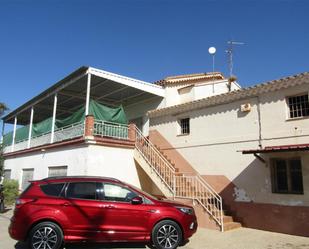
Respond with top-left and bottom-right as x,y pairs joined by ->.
2,66 -> 309,236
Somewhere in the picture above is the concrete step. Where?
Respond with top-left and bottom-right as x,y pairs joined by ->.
224,222 -> 242,231
223,215 -> 234,223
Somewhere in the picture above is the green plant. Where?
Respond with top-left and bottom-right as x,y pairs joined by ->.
3,179 -> 19,205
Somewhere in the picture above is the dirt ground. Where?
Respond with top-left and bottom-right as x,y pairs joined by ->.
1,208 -> 309,249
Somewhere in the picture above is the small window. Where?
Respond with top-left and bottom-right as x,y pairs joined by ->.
179,118 -> 190,135
48,166 -> 67,177
287,94 -> 309,118
21,168 -> 34,191
271,158 -> 304,194
66,182 -> 97,200
3,169 -> 11,180
103,183 -> 138,202
41,183 -> 65,197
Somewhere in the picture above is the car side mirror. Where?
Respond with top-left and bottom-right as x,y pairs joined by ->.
131,196 -> 143,205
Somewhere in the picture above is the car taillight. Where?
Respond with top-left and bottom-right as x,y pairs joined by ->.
15,198 -> 37,207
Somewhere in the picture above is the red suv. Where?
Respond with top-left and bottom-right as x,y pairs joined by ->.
9,176 -> 197,249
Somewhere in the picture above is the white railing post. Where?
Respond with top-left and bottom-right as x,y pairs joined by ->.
27,107 -> 34,148
11,116 -> 17,152
50,93 -> 58,143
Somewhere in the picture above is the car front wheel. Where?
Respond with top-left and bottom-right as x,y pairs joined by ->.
29,221 -> 63,249
152,220 -> 183,249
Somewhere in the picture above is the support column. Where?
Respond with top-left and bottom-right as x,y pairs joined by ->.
0,121 -> 5,144
84,115 -> 94,137
11,116 -> 17,152
50,93 -> 58,143
85,73 -> 91,116
128,123 -> 136,142
27,107 -> 34,148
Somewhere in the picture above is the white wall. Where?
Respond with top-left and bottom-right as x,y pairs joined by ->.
4,143 -> 140,190
149,84 -> 309,206
164,79 -> 241,107
124,96 -> 163,135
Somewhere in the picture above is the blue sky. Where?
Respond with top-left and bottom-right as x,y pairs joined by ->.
0,0 -> 309,114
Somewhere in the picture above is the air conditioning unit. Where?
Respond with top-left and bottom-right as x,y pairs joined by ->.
241,103 -> 251,112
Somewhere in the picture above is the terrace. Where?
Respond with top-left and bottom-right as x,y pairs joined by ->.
1,66 -> 164,154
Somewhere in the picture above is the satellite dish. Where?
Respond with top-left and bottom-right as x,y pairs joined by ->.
208,47 -> 216,55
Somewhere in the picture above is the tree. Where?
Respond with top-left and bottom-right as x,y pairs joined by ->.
0,102 -> 9,177
0,103 -> 8,116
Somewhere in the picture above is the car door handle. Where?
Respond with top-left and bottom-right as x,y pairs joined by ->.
61,202 -> 71,207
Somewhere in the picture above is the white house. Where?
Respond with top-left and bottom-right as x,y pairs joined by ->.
2,66 -> 308,236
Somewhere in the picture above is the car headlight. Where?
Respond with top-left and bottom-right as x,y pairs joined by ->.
176,206 -> 194,215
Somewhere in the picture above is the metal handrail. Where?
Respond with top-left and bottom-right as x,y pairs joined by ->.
134,127 -> 176,193
133,125 -> 223,231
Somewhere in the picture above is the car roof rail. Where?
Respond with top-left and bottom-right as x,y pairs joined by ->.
40,176 -> 121,182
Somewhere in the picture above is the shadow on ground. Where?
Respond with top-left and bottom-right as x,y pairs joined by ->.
15,242 -> 151,249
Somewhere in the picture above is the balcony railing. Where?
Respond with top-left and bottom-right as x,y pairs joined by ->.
94,120 -> 129,140
2,118 -> 131,154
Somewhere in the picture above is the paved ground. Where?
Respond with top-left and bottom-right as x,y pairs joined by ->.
1,208 -> 309,249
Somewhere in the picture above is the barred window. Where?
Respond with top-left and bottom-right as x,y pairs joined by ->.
48,166 -> 67,177
287,94 -> 309,118
271,158 -> 303,194
179,118 -> 190,135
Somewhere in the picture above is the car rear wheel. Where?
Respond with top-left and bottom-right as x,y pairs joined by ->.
152,220 -> 182,249
29,221 -> 63,249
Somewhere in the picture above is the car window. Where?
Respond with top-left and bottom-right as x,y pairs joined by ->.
103,183 -> 138,203
41,183 -> 65,197
66,182 -> 97,200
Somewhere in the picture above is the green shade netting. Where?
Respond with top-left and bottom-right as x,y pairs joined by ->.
2,100 -> 127,146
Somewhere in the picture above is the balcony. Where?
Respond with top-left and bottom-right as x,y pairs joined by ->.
3,116 -> 135,155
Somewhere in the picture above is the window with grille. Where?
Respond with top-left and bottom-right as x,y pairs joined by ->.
179,118 -> 190,135
22,169 -> 34,190
48,166 -> 68,177
3,169 -> 11,180
271,158 -> 303,194
287,94 -> 309,118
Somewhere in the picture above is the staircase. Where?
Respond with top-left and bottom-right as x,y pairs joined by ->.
133,126 -> 241,232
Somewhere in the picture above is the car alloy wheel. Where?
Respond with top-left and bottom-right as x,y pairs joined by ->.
29,222 -> 63,249
152,220 -> 182,249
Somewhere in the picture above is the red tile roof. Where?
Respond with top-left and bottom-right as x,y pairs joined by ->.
154,72 -> 225,86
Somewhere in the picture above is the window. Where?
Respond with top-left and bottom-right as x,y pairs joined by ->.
3,169 -> 11,180
103,183 -> 138,202
48,166 -> 67,177
41,183 -> 65,197
271,158 -> 304,194
21,169 -> 34,190
287,94 -> 309,118
179,118 -> 190,135
66,182 -> 97,200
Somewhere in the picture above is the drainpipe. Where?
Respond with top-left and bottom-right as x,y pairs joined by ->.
256,96 -> 262,148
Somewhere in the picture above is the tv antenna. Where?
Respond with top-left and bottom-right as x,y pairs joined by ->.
226,40 -> 244,77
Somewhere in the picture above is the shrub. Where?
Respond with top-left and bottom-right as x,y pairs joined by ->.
3,179 -> 19,205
